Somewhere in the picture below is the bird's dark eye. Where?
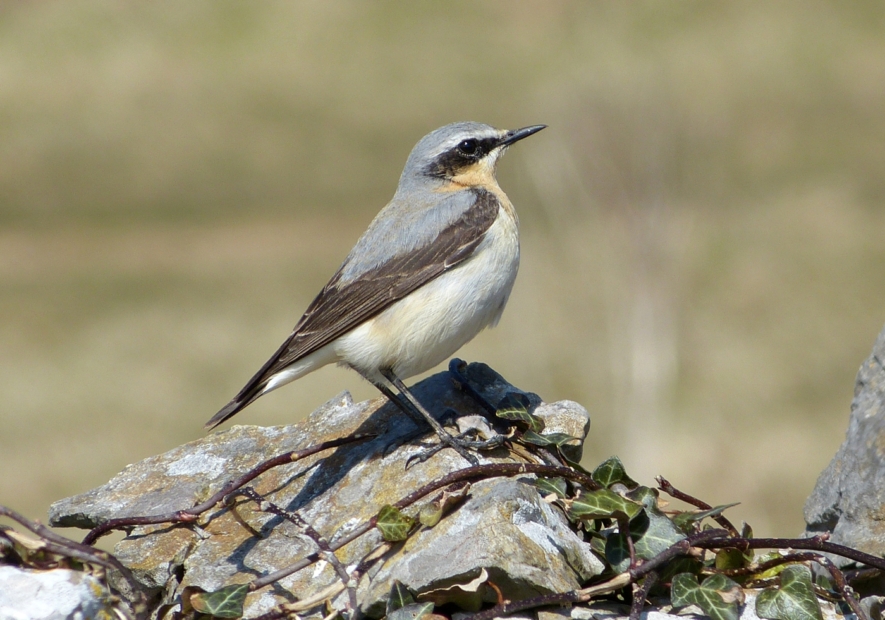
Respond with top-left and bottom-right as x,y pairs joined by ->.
457,139 -> 480,157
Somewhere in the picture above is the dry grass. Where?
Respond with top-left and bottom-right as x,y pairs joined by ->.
2,1 -> 885,537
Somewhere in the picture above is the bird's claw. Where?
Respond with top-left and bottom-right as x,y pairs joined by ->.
404,428 -> 506,468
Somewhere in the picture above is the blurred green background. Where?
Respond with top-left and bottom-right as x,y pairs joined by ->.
2,1 -> 884,537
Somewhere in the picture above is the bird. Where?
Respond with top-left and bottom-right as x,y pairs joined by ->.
206,121 -> 546,462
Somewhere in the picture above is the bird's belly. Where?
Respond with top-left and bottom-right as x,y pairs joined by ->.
334,211 -> 519,382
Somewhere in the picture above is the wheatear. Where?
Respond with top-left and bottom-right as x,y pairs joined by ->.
206,121 -> 545,462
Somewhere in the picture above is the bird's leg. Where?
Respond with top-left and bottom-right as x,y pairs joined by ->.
378,368 -> 483,466
369,380 -> 429,429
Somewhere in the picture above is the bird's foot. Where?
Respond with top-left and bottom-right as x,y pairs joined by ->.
406,424 -> 506,468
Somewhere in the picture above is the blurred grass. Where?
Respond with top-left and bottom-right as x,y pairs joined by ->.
2,1 -> 885,537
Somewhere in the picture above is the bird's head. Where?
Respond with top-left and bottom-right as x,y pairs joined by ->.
400,122 -> 546,191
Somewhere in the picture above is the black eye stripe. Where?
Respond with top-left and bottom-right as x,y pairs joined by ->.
423,136 -> 501,178
456,137 -> 499,158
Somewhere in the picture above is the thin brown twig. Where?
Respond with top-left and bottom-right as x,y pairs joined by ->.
250,462 -> 600,590
462,530 -> 725,620
727,551 -> 865,620
0,505 -> 146,608
235,487 -> 358,613
82,433 -> 373,545
630,570 -> 658,620
718,551 -> 818,578
842,566 -> 882,585
616,513 -> 637,569
629,529 -> 730,580
692,535 -> 885,572
656,476 -> 738,536
466,526 -> 880,620
463,590 -> 585,620
808,554 -> 866,620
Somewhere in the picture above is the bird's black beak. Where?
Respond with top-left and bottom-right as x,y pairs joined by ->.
498,124 -> 547,148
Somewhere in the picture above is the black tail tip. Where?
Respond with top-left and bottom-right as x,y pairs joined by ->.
204,400 -> 244,431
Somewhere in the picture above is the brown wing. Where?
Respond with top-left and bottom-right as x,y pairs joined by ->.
205,189 -> 500,428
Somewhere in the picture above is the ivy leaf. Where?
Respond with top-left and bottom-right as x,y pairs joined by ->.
715,547 -> 753,572
657,556 -> 705,583
672,503 -> 740,533
495,393 -> 544,432
755,565 -> 824,620
671,573 -> 743,620
606,507 -> 686,573
420,568 -> 489,612
376,505 -> 415,542
588,535 -> 607,557
534,477 -> 568,499
387,602 -> 435,620
187,583 -> 250,618
567,488 -> 642,521
387,581 -> 416,614
631,500 -> 686,562
523,430 -> 584,462
418,482 -> 470,527
521,430 -> 580,448
754,554 -> 792,579
592,456 -> 638,489
626,485 -> 659,507
715,525 -> 754,572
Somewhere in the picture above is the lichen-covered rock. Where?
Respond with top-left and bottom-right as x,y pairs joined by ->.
48,363 -> 599,618
362,477 -> 603,617
804,323 -> 885,563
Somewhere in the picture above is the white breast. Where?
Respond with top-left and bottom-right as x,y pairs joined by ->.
334,206 -> 520,383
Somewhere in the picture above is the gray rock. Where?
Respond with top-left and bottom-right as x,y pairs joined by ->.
362,477 -> 604,617
532,589 -> 845,620
0,566 -> 118,620
48,363 -> 598,618
804,323 -> 885,562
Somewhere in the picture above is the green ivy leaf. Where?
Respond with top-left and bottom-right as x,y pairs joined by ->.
632,506 -> 686,560
376,505 -> 415,542
657,556 -> 704,583
188,583 -> 250,618
387,602 -> 435,620
589,535 -> 607,557
715,547 -> 752,572
495,393 -> 544,432
671,573 -> 743,620
521,431 -> 581,448
567,488 -> 642,521
592,456 -> 638,489
626,485 -> 659,507
755,565 -> 824,620
534,477 -> 568,499
606,507 -> 687,572
418,482 -> 470,528
387,581 -> 416,614
672,503 -> 740,533
418,502 -> 444,528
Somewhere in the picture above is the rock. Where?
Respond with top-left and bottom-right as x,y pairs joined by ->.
804,323 -> 885,565
362,477 -> 604,617
531,590 -> 846,620
0,565 -> 118,620
48,363 -> 599,618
